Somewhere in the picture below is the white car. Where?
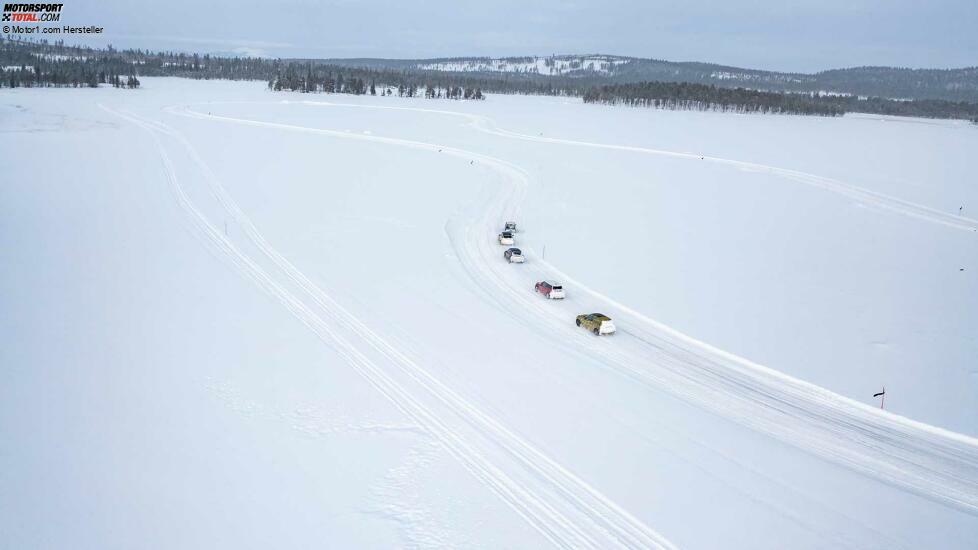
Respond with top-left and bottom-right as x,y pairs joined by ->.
504,221 -> 517,232
504,248 -> 525,263
498,231 -> 514,245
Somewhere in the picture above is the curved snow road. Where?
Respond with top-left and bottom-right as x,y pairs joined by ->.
167,100 -> 978,517
103,104 -> 676,550
295,99 -> 978,234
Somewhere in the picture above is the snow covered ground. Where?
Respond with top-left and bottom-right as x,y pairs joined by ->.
2,78 -> 976,549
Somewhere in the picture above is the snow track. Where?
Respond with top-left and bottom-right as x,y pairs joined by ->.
478,121 -> 978,233
165,102 -> 978,517
442,148 -> 978,515
101,104 -> 676,550
295,99 -> 978,233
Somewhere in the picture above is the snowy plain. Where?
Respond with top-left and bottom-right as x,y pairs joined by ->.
1,78 -> 977,549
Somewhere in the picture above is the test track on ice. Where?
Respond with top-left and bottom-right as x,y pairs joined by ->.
101,103 -> 676,550
102,98 -> 978,547
295,99 -> 978,233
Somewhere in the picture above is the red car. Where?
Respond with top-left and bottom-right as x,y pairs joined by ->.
534,281 -> 565,299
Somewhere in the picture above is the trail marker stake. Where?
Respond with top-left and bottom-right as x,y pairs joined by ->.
874,387 -> 886,409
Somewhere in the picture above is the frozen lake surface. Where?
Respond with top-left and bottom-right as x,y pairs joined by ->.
2,78 -> 977,549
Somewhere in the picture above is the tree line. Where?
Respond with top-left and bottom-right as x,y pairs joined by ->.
267,66 -> 484,99
334,56 -> 978,103
1,39 -> 141,88
583,82 -> 846,116
583,81 -> 978,119
0,37 -> 554,97
4,37 -> 977,120
4,66 -> 140,88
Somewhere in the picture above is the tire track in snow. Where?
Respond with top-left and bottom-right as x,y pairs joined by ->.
455,205 -> 978,514
295,99 -> 978,233
106,104 -> 677,550
480,122 -> 978,233
169,102 -> 978,515
103,105 -> 598,548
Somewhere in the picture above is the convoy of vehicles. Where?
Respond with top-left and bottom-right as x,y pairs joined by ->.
535,281 -> 565,299
502,222 -> 616,336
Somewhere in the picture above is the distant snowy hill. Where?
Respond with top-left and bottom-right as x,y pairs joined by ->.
415,55 -> 630,76
323,54 -> 978,103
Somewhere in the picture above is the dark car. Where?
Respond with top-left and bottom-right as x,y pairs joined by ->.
504,248 -> 525,263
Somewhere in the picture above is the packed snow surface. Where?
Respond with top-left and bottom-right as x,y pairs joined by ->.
2,78 -> 977,549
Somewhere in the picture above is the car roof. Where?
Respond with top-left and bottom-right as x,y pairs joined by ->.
508,248 -> 521,253
591,313 -> 611,320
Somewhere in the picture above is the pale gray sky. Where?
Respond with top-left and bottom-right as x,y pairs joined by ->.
64,0 -> 976,72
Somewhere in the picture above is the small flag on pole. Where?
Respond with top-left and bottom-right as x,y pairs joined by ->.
874,387 -> 886,409
873,390 -> 885,398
